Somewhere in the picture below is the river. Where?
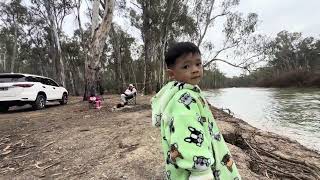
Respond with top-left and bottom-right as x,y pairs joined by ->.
204,87 -> 320,152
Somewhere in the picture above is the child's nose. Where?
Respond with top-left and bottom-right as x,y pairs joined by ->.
192,65 -> 200,73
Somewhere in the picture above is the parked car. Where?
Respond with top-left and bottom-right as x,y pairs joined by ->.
0,73 -> 68,112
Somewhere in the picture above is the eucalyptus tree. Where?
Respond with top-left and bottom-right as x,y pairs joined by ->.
83,0 -> 115,99
29,0 -> 75,86
129,0 -> 196,94
26,8 -> 52,77
190,0 -> 264,70
109,24 -> 136,93
226,31 -> 320,87
266,31 -> 320,73
61,36 -> 83,95
0,0 -> 29,73
0,28 -> 10,72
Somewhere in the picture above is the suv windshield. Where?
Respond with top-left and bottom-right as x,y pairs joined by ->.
0,74 -> 26,83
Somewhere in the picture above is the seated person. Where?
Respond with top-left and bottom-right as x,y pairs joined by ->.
120,84 -> 137,105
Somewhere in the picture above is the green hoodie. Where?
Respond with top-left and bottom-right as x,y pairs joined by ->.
151,81 -> 241,180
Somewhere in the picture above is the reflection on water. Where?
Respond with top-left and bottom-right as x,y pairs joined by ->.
204,88 -> 320,152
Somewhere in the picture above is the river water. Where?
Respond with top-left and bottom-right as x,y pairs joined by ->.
204,88 -> 320,152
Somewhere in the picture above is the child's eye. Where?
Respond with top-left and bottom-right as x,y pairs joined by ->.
183,65 -> 189,69
196,63 -> 202,66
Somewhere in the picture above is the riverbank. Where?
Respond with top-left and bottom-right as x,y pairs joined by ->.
255,71 -> 320,88
226,70 -> 320,88
0,95 -> 319,179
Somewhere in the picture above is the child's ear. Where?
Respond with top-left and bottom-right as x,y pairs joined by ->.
166,69 -> 175,80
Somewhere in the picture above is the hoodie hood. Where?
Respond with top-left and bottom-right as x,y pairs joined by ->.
151,81 -> 201,127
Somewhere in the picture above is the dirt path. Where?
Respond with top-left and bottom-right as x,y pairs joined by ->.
0,95 -> 319,180
0,95 -> 163,179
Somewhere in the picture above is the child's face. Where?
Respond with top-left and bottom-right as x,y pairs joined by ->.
168,53 -> 203,85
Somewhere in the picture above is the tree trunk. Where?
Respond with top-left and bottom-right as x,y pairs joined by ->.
44,0 -> 66,86
4,52 -> 6,72
119,54 -> 126,89
142,1 -> 153,94
75,0 -> 86,96
0,50 -> 6,72
84,0 -> 114,100
113,56 -> 121,93
197,0 -> 215,47
143,36 -> 153,94
10,22 -> 17,73
69,70 -> 76,95
38,53 -> 44,76
130,60 -> 138,90
157,0 -> 176,87
75,66 -> 83,95
110,24 -> 122,93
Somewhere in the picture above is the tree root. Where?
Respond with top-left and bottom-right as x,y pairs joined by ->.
223,130 -> 320,179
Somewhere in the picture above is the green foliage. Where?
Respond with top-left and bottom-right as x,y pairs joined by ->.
0,0 -> 29,25
227,31 -> 320,88
201,68 -> 229,89
4,0 -> 317,94
0,0 -> 29,72
130,0 -> 197,41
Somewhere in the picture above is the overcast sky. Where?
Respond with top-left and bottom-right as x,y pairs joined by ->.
45,0 -> 320,77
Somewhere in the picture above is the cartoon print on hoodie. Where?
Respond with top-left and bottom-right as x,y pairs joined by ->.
173,81 -> 185,90
192,156 -> 211,170
184,127 -> 204,147
178,92 -> 196,110
151,81 -> 241,180
154,113 -> 162,127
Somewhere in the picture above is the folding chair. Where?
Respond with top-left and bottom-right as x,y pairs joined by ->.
127,93 -> 137,105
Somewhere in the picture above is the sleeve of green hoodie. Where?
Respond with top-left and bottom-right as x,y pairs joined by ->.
165,89 -> 214,178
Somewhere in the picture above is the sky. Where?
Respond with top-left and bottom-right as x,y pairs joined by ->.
218,0 -> 320,77
19,0 -> 320,77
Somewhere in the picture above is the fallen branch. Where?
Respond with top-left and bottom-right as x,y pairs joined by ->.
256,159 -> 303,180
42,161 -> 61,170
35,161 -> 42,169
1,144 -> 12,155
79,129 -> 90,132
256,148 -> 320,179
243,138 -> 263,161
1,150 -> 12,155
35,161 -> 61,170
42,141 -> 55,149
13,153 -> 30,159
3,144 -> 11,151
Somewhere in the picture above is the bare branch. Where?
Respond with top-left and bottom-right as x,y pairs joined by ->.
237,52 -> 264,66
213,43 -> 237,59
130,1 -> 142,10
197,0 -> 215,47
204,58 -> 249,71
85,0 -> 93,20
209,12 -> 229,23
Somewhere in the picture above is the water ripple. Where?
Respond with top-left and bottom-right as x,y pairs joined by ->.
204,88 -> 320,152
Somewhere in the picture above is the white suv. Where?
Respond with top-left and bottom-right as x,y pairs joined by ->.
0,73 -> 68,112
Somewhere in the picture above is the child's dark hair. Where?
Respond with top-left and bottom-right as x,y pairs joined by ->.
165,42 -> 201,68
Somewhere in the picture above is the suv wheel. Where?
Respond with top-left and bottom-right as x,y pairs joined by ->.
59,93 -> 68,105
0,106 -> 9,113
32,94 -> 46,110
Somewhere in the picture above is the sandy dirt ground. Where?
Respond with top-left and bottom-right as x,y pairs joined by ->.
0,95 -> 319,180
